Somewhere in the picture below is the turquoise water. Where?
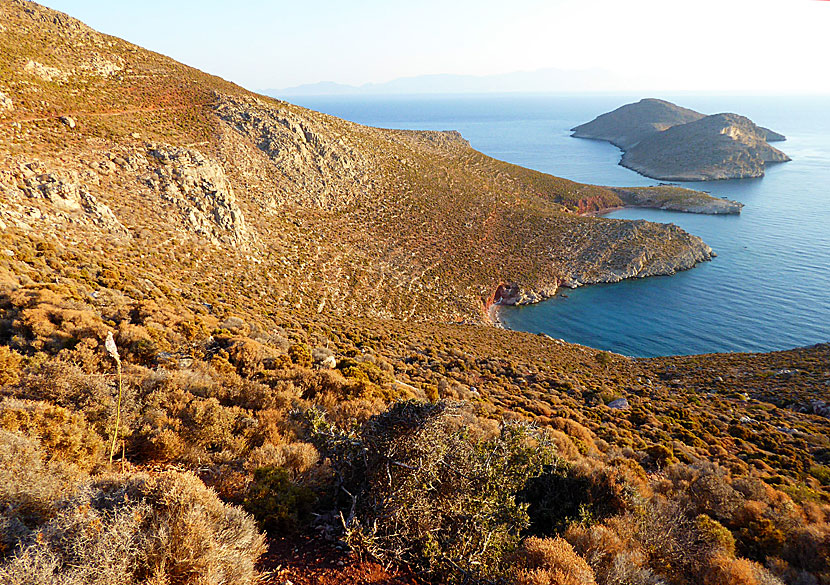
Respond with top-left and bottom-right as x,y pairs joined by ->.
289,94 -> 830,357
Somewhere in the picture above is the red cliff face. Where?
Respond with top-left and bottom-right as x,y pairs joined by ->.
576,195 -> 613,214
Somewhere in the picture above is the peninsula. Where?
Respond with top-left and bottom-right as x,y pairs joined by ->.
572,98 -> 790,180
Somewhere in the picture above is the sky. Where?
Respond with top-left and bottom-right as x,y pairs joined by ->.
42,0 -> 830,94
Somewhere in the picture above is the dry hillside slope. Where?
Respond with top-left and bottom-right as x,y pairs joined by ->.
0,0 -> 713,324
0,3 -> 829,585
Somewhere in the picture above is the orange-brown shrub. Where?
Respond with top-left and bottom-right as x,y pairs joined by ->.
701,553 -> 785,585
515,537 -> 596,585
0,346 -> 23,386
0,398 -> 103,470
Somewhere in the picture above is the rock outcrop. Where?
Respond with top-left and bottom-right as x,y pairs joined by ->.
140,146 -> 251,246
0,160 -> 128,234
572,99 -> 790,181
215,94 -> 372,210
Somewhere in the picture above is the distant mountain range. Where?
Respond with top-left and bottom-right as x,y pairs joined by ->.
265,67 -> 633,97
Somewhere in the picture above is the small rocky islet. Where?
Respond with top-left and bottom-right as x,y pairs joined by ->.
572,98 -> 791,181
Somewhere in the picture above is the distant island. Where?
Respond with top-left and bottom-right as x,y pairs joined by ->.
265,67 -> 628,96
572,98 -> 791,181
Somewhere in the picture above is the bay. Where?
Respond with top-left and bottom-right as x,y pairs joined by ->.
289,93 -> 830,357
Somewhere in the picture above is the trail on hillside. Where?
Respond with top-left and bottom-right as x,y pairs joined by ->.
2,103 -> 209,125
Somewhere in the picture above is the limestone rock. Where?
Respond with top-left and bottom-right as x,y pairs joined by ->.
141,145 -> 251,246
572,98 -> 703,150
0,91 -> 13,112
607,398 -> 630,410
0,161 -> 128,234
215,94 -> 371,210
24,59 -> 70,82
621,113 -> 791,181
611,186 -> 743,215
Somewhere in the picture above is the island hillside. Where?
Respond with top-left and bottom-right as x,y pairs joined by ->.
571,98 -> 705,150
573,98 -> 791,180
0,3 -> 828,585
622,113 -> 791,181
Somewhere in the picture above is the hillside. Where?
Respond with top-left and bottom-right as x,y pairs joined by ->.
0,0 -> 719,323
571,98 -> 705,150
1,3 -> 828,585
572,98 -> 790,180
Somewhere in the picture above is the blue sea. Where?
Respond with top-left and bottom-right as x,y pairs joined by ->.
289,94 -> 830,357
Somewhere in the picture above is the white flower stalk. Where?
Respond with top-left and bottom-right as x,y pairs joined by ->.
105,331 -> 121,364
106,332 -> 123,466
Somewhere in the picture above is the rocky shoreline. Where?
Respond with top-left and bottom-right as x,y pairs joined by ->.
487,220 -> 714,321
609,186 -> 743,214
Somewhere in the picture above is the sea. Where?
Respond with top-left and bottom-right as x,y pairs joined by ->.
288,93 -> 830,357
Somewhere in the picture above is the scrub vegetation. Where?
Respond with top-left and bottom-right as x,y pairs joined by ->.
0,2 -> 828,584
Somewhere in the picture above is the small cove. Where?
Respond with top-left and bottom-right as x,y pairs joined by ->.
292,93 -> 830,356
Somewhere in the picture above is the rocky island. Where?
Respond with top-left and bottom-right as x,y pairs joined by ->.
572,98 -> 790,181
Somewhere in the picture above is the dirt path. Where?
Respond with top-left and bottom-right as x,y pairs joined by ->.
2,103 -> 209,125
259,535 -> 420,585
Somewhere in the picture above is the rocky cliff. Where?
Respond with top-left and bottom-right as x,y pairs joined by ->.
572,99 -> 790,181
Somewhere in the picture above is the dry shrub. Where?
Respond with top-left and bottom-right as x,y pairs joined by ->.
550,417 -> 599,454
666,462 -> 744,522
245,441 -> 319,477
222,337 -> 279,377
0,470 -> 266,585
0,493 -> 149,585
701,553 -> 785,585
515,537 -> 596,585
218,316 -> 250,336
12,360 -> 132,442
544,428 -> 582,462
635,495 -> 701,576
0,398 -> 103,470
0,346 -> 23,386
8,288 -> 107,353
116,323 -> 157,365
565,521 -> 660,585
0,430 -> 80,547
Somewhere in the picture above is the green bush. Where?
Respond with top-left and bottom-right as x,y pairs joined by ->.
288,343 -> 312,368
306,400 -> 556,583
519,463 -> 628,536
244,465 -> 316,532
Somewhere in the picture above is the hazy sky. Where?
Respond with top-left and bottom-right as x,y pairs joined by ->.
43,0 -> 830,93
